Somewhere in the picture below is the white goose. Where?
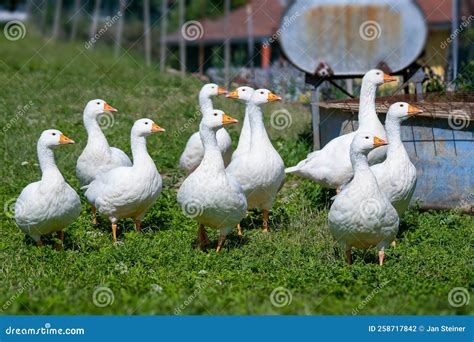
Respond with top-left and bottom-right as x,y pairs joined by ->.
85,119 -> 165,242
179,83 -> 231,173
285,70 -> 396,189
226,86 -> 255,160
15,130 -> 81,247
177,109 -> 246,252
76,99 -> 132,223
226,89 -> 285,235
328,132 -> 399,266
371,102 -> 422,215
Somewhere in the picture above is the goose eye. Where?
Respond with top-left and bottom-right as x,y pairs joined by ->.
96,102 -> 100,105
365,136 -> 369,139
214,113 -> 218,116
260,91 -> 264,94
242,89 -> 246,91
400,104 -> 404,107
52,133 -> 56,136
145,122 -> 149,125
376,72 -> 380,75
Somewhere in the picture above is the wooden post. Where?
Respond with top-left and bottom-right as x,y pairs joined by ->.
198,44 -> 204,76
114,0 -> 126,57
224,0 -> 231,87
89,0 -> 102,44
40,0 -> 48,34
179,0 -> 186,76
311,86 -> 321,151
143,0 -> 151,66
246,4 -> 254,84
51,0 -> 62,39
70,0 -> 81,41
159,0 -> 168,72
261,43 -> 271,69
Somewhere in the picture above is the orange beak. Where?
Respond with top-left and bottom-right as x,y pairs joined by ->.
373,136 -> 388,147
226,90 -> 239,99
217,87 -> 228,95
383,74 -> 397,83
407,104 -> 423,116
222,113 -> 238,125
268,92 -> 282,102
59,133 -> 75,144
104,102 -> 118,112
151,122 -> 165,133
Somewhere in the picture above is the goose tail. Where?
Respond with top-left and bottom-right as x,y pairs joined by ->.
285,165 -> 300,174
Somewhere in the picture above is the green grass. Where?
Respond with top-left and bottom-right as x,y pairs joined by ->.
0,35 -> 472,315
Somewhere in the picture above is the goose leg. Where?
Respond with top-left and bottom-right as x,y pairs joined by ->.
345,246 -> 352,265
390,240 -> 396,248
112,223 -> 117,242
378,249 -> 385,266
216,234 -> 226,252
237,224 -> 243,237
198,224 -> 209,249
135,220 -> 141,232
54,230 -> 64,250
92,206 -> 97,225
262,210 -> 269,233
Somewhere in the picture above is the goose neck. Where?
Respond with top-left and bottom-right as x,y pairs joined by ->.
350,149 -> 371,175
199,94 -> 213,113
236,103 -> 252,148
37,143 -> 63,181
358,82 -> 378,128
130,134 -> 152,167
84,112 -> 109,146
248,103 -> 271,148
199,123 -> 224,169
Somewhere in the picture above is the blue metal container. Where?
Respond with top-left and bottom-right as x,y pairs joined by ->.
318,94 -> 473,211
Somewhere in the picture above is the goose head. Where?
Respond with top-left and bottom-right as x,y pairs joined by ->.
226,86 -> 255,102
387,102 -> 423,121
201,109 -> 238,131
363,69 -> 397,86
351,132 -> 387,155
39,129 -> 75,149
84,99 -> 117,118
132,118 -> 165,137
250,89 -> 281,105
200,83 -> 227,98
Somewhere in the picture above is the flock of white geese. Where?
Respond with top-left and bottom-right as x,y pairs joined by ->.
14,69 -> 423,265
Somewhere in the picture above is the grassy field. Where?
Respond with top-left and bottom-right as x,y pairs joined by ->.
0,35 -> 472,315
